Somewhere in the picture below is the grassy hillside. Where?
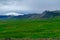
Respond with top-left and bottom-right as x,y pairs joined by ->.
0,18 -> 60,38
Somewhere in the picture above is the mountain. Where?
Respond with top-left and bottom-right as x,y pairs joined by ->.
40,10 -> 60,18
12,14 -> 41,19
0,10 -> 60,19
24,10 -> 60,18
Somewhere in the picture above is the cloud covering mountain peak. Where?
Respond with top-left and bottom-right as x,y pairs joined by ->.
4,12 -> 24,16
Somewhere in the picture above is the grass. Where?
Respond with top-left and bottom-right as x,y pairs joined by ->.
0,18 -> 60,38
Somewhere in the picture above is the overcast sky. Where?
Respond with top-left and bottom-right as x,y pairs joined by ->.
0,0 -> 60,14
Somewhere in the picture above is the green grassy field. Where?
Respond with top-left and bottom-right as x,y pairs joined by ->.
0,18 -> 60,38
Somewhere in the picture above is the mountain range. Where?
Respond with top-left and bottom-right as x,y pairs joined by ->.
0,10 -> 60,19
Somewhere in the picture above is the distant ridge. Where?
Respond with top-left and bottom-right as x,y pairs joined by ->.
0,10 -> 60,19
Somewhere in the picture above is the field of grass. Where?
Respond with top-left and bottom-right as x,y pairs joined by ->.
0,18 -> 60,38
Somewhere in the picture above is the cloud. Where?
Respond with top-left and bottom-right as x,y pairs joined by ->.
0,0 -> 32,14
0,0 -> 60,14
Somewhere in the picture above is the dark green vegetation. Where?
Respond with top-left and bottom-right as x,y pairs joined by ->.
0,18 -> 60,38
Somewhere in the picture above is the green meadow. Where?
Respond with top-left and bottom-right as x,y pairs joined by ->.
0,18 -> 60,38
